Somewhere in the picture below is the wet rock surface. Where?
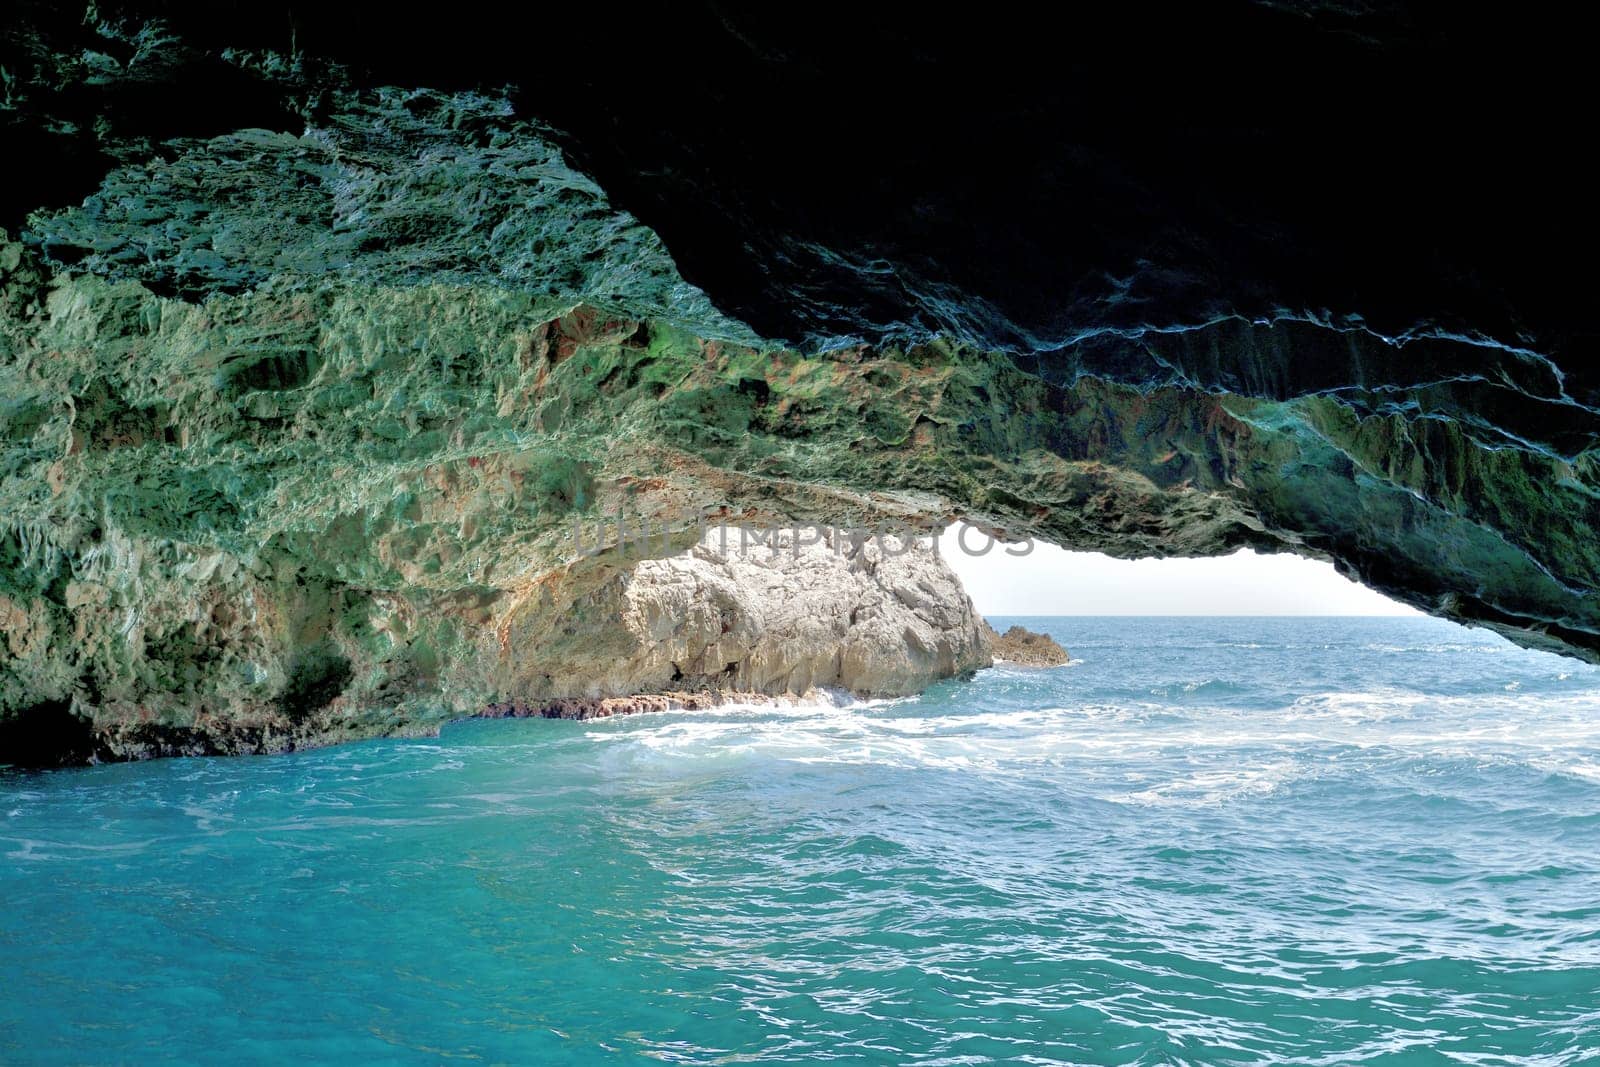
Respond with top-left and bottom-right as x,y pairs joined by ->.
484,691 -> 813,724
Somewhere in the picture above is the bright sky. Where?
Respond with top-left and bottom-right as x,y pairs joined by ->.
940,523 -> 1419,616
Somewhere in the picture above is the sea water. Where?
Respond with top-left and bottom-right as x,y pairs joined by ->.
5,616 -> 1600,1065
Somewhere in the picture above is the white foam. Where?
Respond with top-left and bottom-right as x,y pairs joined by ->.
540,674 -> 1600,808
1119,760 -> 1300,807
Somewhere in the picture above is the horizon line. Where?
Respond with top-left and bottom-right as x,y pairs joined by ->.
979,612 -> 1426,618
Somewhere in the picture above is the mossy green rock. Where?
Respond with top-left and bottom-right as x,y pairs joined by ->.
3,86 -> 1598,762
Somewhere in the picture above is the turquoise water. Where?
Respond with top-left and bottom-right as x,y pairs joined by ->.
6,616 -> 1600,1065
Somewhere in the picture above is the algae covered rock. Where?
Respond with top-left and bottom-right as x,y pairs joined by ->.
5,15 -> 1600,763
4,257 -> 1599,763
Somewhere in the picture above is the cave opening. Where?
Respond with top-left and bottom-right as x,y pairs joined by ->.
940,523 -> 1418,620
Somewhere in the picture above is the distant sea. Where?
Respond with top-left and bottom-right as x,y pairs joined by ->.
6,616 -> 1600,1064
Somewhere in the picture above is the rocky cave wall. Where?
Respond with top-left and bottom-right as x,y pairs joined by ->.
2,5 -> 1598,762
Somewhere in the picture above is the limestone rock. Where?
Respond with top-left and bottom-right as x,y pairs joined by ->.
6,12 -> 1600,763
500,530 -> 991,704
484,690 -> 802,722
982,623 -> 1070,668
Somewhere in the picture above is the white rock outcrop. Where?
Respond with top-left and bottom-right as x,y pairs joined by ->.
504,529 -> 992,704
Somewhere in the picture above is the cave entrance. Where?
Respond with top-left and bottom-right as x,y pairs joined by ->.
939,523 -> 1417,618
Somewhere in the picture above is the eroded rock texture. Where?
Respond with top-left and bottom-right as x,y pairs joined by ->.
984,625 -> 1070,669
2,5 -> 1598,761
501,531 -> 990,706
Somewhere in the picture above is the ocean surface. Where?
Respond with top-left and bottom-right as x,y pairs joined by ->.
6,616 -> 1600,1065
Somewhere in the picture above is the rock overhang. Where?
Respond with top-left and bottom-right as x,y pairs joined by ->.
2,3 -> 1598,761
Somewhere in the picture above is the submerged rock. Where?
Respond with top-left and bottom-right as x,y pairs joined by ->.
983,624 -> 1070,668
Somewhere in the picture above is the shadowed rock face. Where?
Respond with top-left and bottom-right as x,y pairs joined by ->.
2,5 -> 1597,760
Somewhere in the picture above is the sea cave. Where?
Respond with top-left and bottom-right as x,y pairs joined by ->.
3,4 -> 1599,1061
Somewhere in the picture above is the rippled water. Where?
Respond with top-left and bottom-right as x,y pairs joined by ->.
6,616 -> 1600,1064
